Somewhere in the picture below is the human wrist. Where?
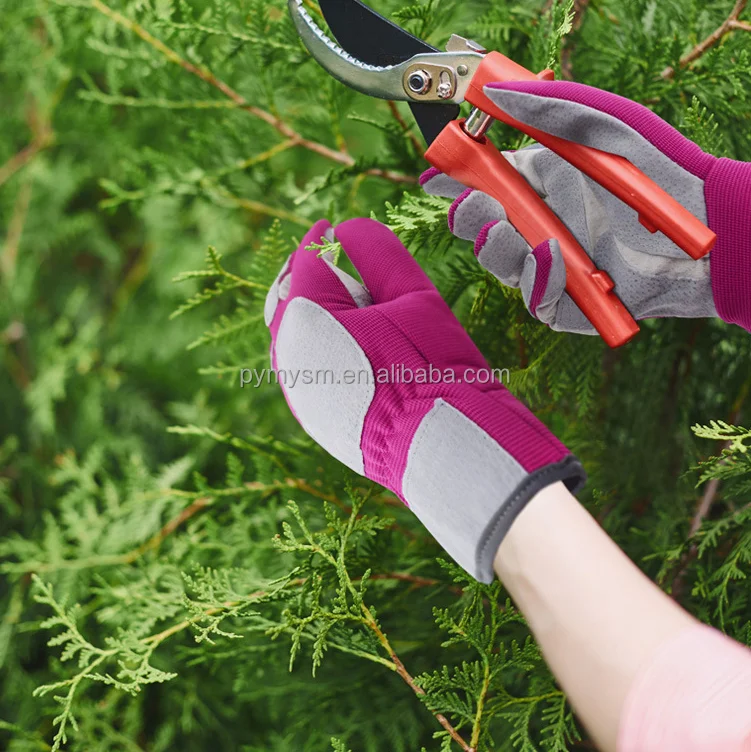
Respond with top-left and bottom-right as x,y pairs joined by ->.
493,482 -> 698,752
475,460 -> 584,583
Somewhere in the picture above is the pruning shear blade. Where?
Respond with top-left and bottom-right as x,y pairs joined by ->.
289,0 -> 482,106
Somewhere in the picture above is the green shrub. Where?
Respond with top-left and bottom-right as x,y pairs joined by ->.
1,1 -> 750,749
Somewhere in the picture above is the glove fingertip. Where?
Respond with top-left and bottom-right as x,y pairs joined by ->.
520,254 -> 538,316
297,218 -> 333,253
333,217 -> 434,303
545,239 -> 567,293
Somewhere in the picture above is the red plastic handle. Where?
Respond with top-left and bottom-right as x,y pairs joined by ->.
466,52 -> 716,260
426,120 -> 640,347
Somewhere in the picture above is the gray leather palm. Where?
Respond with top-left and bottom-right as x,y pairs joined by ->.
402,399 -> 527,582
425,88 -> 717,333
274,297 -> 375,475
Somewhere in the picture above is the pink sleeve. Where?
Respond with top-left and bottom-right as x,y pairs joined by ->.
618,623 -> 751,751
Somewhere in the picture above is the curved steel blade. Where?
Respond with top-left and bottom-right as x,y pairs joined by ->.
319,0 -> 436,65
291,0 -> 417,100
297,0 -> 461,144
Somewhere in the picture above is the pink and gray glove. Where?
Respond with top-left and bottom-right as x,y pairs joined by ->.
264,218 -> 585,582
422,80 -> 751,334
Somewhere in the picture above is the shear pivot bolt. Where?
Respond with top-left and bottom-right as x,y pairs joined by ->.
407,70 -> 432,95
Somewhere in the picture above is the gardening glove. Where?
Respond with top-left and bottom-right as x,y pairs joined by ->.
264,218 -> 585,582
421,80 -> 751,335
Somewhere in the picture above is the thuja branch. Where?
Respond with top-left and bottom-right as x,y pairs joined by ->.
6,496 -> 215,574
85,0 -> 415,185
560,0 -> 592,80
29,492 -> 460,748
141,572 -> 442,648
32,568 -> 454,748
204,186 -> 311,227
470,659 -> 491,750
290,503 -> 472,751
4,477 -> 347,575
661,0 -> 750,79
360,602 -> 471,751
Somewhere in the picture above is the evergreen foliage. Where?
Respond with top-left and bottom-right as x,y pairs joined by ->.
1,0 -> 750,749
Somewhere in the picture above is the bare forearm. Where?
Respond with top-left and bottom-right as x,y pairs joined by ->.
493,482 -> 696,751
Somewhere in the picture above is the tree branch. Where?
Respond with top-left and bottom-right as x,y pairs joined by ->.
88,0 -> 415,186
387,100 -> 424,156
8,476 -> 340,574
0,97 -> 54,189
661,0 -> 750,79
360,601 -> 471,751
141,571 -> 448,646
7,475 -> 420,576
0,140 -> 48,188
2,177 -> 34,282
204,186 -> 312,227
469,659 -> 491,751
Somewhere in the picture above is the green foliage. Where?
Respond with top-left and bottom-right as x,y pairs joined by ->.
1,0 -> 750,750
529,0 -> 575,75
680,96 -> 725,157
381,192 -> 453,253
415,562 -> 578,751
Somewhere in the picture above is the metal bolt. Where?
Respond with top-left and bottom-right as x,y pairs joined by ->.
457,64 -> 468,76
436,81 -> 452,99
407,70 -> 432,95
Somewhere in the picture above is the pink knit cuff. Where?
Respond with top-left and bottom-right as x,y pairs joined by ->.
707,158 -> 751,333
618,623 -> 751,752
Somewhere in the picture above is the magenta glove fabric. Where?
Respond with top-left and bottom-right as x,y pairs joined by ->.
422,80 -> 751,335
265,218 -> 585,582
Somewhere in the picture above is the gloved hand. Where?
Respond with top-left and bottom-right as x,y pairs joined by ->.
422,80 -> 751,335
265,218 -> 585,582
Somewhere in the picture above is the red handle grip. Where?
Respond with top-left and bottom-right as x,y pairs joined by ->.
426,120 -> 640,347
466,52 -> 716,260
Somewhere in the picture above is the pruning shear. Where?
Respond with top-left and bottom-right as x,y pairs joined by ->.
289,0 -> 716,347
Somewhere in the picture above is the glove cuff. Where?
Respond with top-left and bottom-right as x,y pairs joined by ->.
708,158 -> 751,332
399,397 -> 585,583
474,455 -> 586,583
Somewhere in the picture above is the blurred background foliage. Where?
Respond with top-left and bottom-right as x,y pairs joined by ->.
0,0 -> 750,749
